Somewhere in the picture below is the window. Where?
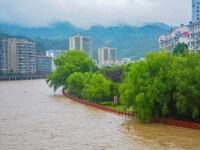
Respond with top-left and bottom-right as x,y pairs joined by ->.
197,10 -> 200,12
198,18 -> 200,20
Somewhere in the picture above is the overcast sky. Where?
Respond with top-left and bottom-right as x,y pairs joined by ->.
0,0 -> 191,28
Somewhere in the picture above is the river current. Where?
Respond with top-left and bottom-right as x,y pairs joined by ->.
0,80 -> 200,150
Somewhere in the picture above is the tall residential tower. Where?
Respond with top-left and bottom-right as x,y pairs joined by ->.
192,0 -> 200,22
98,47 -> 117,67
69,34 -> 93,58
0,38 -> 36,74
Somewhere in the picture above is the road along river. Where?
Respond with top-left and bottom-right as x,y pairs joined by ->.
0,80 -> 200,150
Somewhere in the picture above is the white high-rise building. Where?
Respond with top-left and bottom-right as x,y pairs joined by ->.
46,50 -> 64,72
158,25 -> 189,53
192,0 -> 200,23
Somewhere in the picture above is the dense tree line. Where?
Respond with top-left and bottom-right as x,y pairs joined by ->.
120,51 -> 200,123
46,48 -> 200,123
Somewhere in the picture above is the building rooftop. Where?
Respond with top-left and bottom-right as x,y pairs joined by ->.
193,20 -> 200,24
182,32 -> 188,35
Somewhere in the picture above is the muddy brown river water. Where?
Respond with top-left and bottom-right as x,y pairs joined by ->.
0,80 -> 200,150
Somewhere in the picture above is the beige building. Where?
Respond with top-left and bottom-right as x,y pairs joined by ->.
188,21 -> 200,52
98,47 -> 117,67
0,38 -> 36,74
158,25 -> 189,53
69,34 -> 93,58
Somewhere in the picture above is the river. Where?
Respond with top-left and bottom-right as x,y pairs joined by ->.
0,80 -> 200,150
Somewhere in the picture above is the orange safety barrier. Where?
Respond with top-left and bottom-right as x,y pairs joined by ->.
62,88 -> 200,130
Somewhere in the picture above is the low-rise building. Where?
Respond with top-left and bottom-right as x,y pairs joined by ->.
46,49 -> 64,72
188,21 -> 200,52
46,49 -> 64,58
121,58 -> 131,65
36,52 -> 52,74
158,25 -> 189,53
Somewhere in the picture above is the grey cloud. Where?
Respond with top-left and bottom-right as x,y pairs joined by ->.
0,0 -> 191,28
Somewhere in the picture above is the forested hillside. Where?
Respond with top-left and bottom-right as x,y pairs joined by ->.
0,22 -> 172,60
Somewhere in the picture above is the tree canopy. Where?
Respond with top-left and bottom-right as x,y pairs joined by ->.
46,47 -> 200,123
82,73 -> 112,102
67,72 -> 92,98
120,51 -> 200,123
173,42 -> 188,55
46,50 -> 96,91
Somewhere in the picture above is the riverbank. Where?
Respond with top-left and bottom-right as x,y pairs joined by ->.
62,88 -> 200,130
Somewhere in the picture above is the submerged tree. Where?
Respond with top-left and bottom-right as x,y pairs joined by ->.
46,50 -> 96,91
66,72 -> 92,98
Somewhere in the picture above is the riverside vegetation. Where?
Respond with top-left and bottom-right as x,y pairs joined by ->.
46,45 -> 200,123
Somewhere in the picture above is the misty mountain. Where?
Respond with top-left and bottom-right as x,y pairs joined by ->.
0,22 -> 171,60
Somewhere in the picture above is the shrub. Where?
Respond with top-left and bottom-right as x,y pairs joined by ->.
111,102 -> 117,107
100,101 -> 113,106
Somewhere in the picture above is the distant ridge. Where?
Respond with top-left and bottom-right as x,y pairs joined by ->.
0,22 -> 171,60
0,31 -> 45,52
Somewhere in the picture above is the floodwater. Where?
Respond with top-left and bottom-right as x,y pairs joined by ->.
0,80 -> 200,150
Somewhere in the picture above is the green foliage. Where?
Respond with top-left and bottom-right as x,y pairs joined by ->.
174,52 -> 200,120
100,101 -> 113,106
173,42 -> 188,55
120,52 -> 176,122
111,102 -> 117,107
82,73 -> 112,102
46,50 -> 96,91
66,72 -> 92,98
120,51 -> 200,123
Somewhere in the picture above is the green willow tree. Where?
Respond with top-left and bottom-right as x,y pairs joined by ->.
66,72 -> 92,98
46,50 -> 96,91
82,73 -> 112,103
174,52 -> 200,121
120,52 -> 176,122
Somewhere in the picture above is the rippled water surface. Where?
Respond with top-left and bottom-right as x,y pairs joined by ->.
0,80 -> 200,150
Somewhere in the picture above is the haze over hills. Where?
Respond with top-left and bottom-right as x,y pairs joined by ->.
0,22 -> 172,60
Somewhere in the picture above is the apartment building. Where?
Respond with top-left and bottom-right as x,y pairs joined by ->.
36,52 -> 52,74
98,47 -> 117,67
192,0 -> 200,22
46,49 -> 64,58
0,38 -> 36,74
69,34 -> 93,58
46,49 -> 65,72
158,25 -> 189,53
188,21 -> 200,52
